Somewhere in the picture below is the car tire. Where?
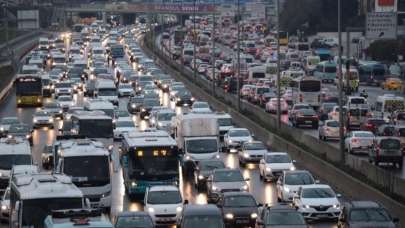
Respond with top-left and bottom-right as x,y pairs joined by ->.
398,160 -> 403,169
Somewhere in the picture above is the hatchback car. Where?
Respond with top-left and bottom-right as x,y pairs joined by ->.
207,168 -> 249,203
115,211 -> 154,228
127,95 -> 144,114
178,204 -> 224,228
0,117 -> 20,137
259,152 -> 295,182
256,204 -> 308,228
276,170 -> 317,202
318,120 -> 341,141
33,111 -> 54,129
191,101 -> 212,113
265,98 -> 288,114
291,109 -> 319,129
217,192 -> 258,228
344,131 -> 375,155
223,128 -> 253,153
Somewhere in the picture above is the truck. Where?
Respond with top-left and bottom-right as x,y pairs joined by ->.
171,113 -> 220,175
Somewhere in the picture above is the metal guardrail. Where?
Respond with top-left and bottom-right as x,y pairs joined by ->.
0,30 -> 41,53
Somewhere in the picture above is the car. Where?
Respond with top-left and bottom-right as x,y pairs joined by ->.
177,204 -> 224,228
42,101 -> 63,118
338,201 -> 398,228
360,118 -> 386,134
0,117 -> 20,137
259,152 -> 296,182
174,90 -> 195,107
370,137 -> 403,168
291,109 -> 319,128
344,131 -> 375,155
0,188 -> 10,222
56,95 -> 74,112
207,168 -> 249,203
7,124 -> 33,145
223,128 -> 253,153
382,77 -> 403,90
256,204 -> 308,228
194,159 -> 226,191
145,185 -> 184,226
288,103 -> 311,121
376,124 -> 396,136
150,109 -> 176,132
217,192 -> 258,228
127,95 -> 144,114
32,111 -> 54,129
328,106 -> 347,122
238,141 -> 267,166
293,184 -> 342,221
191,101 -> 212,113
114,119 -> 137,140
118,83 -> 135,97
318,120 -> 342,141
140,98 -> 161,120
265,98 -> 288,114
318,102 -> 337,121
54,80 -> 73,98
276,170 -> 317,202
114,211 -> 154,228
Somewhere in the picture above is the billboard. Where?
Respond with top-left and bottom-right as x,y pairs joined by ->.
375,0 -> 397,12
17,10 -> 39,29
366,12 -> 397,39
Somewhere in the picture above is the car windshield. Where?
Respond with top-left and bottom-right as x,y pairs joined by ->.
301,188 -> 335,198
380,139 -> 400,149
143,99 -> 160,107
55,82 -> 71,88
147,190 -> 182,204
350,208 -> 391,222
200,161 -> 225,171
116,121 -> 135,128
116,215 -> 154,228
193,102 -> 209,108
244,143 -> 266,150
158,112 -> 176,121
183,216 -> 223,228
213,170 -> 244,182
266,154 -> 291,163
58,97 -> 72,102
354,132 -> 374,137
266,211 -> 306,225
1,118 -> 18,125
285,173 -> 314,185
229,129 -> 250,137
0,155 -> 31,170
8,125 -> 30,134
223,195 -> 256,207
120,84 -> 132,89
44,103 -> 59,108
186,139 -> 218,154
35,112 -> 50,117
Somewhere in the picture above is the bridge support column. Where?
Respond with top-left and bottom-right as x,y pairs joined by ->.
102,12 -> 107,24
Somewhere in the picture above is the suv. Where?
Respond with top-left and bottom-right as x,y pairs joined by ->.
177,204 -> 224,228
338,201 -> 398,228
256,204 -> 308,227
369,137 -> 403,168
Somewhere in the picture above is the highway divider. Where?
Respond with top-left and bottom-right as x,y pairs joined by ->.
140,33 -> 405,224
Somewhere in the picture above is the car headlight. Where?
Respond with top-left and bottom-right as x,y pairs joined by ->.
212,185 -> 218,191
33,118 -> 37,123
228,139 -> 233,144
131,104 -> 136,108
176,206 -> 183,213
191,97 -> 195,101
0,127 -> 4,131
333,204 -> 340,209
242,185 -> 249,191
185,155 -> 191,160
49,118 -> 54,123
198,175 -> 204,180
225,213 -> 234,219
304,205 -> 310,209
283,186 -> 290,193
131,181 -> 137,187
59,110 -> 63,113
141,108 -> 146,112
26,134 -> 30,139
148,207 -> 155,213
101,191 -> 111,198
290,166 -> 296,171
251,213 -> 258,219
265,167 -> 271,172
157,122 -> 163,127
176,98 -> 181,101
1,205 -> 8,211
243,153 -> 249,158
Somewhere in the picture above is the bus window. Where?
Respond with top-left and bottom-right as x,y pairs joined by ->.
300,80 -> 321,92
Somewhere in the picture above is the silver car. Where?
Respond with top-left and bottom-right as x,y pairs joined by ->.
238,141 -> 267,166
344,131 -> 375,154
206,168 -> 249,203
318,120 -> 341,141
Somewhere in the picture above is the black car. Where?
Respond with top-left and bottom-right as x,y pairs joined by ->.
194,159 -> 226,191
115,211 -> 155,228
127,95 -> 144,114
174,90 -> 194,107
217,192 -> 258,228
318,102 -> 337,121
8,124 -> 33,146
256,204 -> 308,227
140,98 -> 160,119
338,201 -> 398,228
178,204 -> 224,228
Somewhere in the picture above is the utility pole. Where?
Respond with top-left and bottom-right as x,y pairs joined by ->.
236,0 -> 241,112
346,29 -> 351,95
193,0 -> 197,80
338,0 -> 345,164
276,0 -> 281,129
211,0 -> 216,96
3,2 -> 9,55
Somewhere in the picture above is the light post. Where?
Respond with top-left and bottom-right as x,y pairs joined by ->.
211,0 -> 216,95
337,0 -> 345,163
193,0 -> 197,80
236,0 -> 241,112
276,0 -> 281,129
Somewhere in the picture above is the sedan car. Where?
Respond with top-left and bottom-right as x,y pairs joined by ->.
337,201 -> 398,228
238,141 -> 267,166
114,119 -> 137,140
217,192 -> 258,228
223,128 -> 253,153
7,124 -> 33,145
191,101 -> 212,113
42,101 -> 63,118
140,98 -> 161,120
127,95 -> 144,114
265,98 -> 288,114
118,83 -> 135,97
344,131 -> 375,155
318,120 -> 342,141
276,170 -> 317,202
174,90 -> 195,107
293,184 -> 342,221
56,95 -> 74,111
33,111 -> 54,129
256,204 -> 308,228
115,211 -> 154,228
0,117 -> 20,137
259,152 -> 296,182
150,109 -> 176,132
207,168 -> 249,203
288,103 -> 311,121
291,109 -> 319,129
194,159 -> 226,191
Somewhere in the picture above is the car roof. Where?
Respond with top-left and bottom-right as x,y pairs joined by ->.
183,204 -> 222,216
148,185 -> 179,192
116,211 -> 150,217
221,191 -> 254,198
346,201 -> 382,209
301,184 -> 331,189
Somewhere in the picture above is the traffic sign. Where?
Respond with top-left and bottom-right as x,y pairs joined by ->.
366,12 -> 397,39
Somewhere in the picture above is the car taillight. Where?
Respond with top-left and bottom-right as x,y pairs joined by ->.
325,127 -> 330,131
376,145 -> 380,157
366,123 -> 373,128
351,138 -> 358,143
299,94 -> 303,102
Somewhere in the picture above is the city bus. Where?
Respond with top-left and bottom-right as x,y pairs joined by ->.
290,76 -> 322,108
313,61 -> 337,83
15,74 -> 43,107
279,31 -> 288,46
358,61 -> 386,86
375,94 -> 405,121
121,129 -> 179,197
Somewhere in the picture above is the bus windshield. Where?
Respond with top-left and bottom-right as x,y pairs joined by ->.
78,119 -> 113,138
300,80 -> 321,92
16,77 -> 42,96
64,156 -> 110,187
0,155 -> 31,170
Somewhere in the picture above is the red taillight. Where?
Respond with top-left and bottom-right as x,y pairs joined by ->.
366,123 -> 373,128
376,145 -> 380,157
351,138 -> 358,143
325,127 -> 330,131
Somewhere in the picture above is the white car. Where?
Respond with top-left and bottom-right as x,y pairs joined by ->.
0,117 -> 20,137
344,131 -> 375,154
150,109 -> 176,132
113,119 -> 137,139
293,184 -> 342,221
118,83 -> 134,97
238,141 -> 267,166
145,185 -> 184,226
265,98 -> 289,114
0,188 -> 10,222
32,111 -> 54,128
276,170 -> 317,202
318,120 -> 342,141
223,128 -> 253,153
328,106 -> 347,121
259,152 -> 296,182
191,101 -> 212,113
56,95 -> 74,111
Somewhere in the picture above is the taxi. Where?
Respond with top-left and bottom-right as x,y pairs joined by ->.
382,77 -> 403,90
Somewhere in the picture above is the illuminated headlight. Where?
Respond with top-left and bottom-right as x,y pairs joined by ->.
265,167 -> 271,172
1,205 -> 8,211
228,139 -> 233,144
17,99 -> 21,104
242,185 -> 249,191
283,186 -> 290,193
59,110 -> 63,114
191,97 -> 195,101
26,134 -> 30,139
176,98 -> 181,101
157,122 -> 163,127
304,205 -> 310,209
176,206 -> 183,213
0,173 -> 2,177
185,155 -> 191,160
108,145 -> 114,151
0,127 -> 4,131
225,213 -> 234,219
33,118 -> 38,123
163,85 -> 168,88
131,104 -> 136,108
137,87 -> 142,91
251,213 -> 258,219
212,185 -> 218,191
215,154 -> 220,159
101,191 -> 111,198
243,153 -> 249,158
141,108 -> 146,112
290,166 -> 296,171
131,181 -> 137,187
148,207 -> 155,213
333,204 -> 340,209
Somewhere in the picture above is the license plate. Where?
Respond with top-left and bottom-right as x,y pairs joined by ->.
361,146 -> 368,149
305,121 -> 312,124
236,219 -> 249,224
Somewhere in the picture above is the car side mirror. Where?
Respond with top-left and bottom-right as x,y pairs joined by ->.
336,193 -> 342,198
315,180 -> 320,184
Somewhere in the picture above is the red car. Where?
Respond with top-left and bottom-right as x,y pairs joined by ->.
361,118 -> 386,133
291,108 -> 319,129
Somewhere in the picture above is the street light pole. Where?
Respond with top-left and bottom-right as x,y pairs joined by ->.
338,0 -> 345,163
211,0 -> 216,95
236,0 -> 241,112
193,0 -> 197,80
276,0 -> 281,129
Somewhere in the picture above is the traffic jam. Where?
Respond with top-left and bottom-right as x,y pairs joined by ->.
0,16 -> 400,228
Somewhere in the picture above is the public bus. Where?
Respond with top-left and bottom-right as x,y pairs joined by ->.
15,74 -> 43,107
375,94 -> 405,121
358,61 -> 386,86
289,76 -> 322,108
313,61 -> 337,83
279,31 -> 288,46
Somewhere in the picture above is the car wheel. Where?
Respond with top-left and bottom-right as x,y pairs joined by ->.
398,160 -> 403,169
